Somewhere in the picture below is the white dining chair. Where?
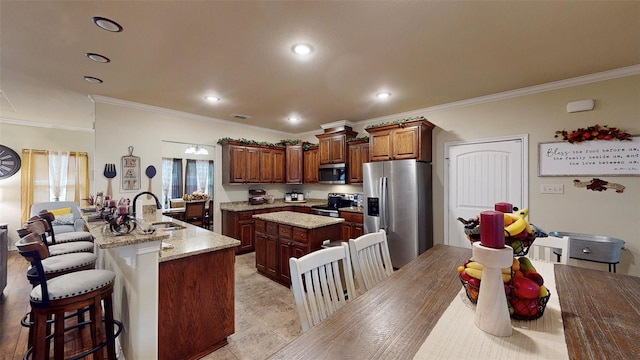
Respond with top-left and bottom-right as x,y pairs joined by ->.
528,235 -> 571,264
349,229 -> 394,293
289,242 -> 357,332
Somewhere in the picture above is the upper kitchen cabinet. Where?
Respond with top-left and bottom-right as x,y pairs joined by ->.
316,126 -> 358,165
347,139 -> 369,184
303,145 -> 319,184
259,147 -> 285,183
285,144 -> 303,184
221,140 -> 283,184
365,118 -> 435,162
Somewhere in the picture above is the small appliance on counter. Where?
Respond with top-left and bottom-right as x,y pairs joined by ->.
285,188 -> 305,203
249,189 -> 267,205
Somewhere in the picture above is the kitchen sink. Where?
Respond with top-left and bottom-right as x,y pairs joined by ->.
151,222 -> 186,231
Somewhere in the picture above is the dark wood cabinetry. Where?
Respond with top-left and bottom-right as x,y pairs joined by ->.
222,141 -> 285,184
316,127 -> 357,165
366,119 -> 435,162
255,217 -> 341,287
222,210 -> 256,254
259,147 -> 285,183
347,140 -> 369,184
286,144 -> 303,184
340,211 -> 364,241
303,146 -> 319,183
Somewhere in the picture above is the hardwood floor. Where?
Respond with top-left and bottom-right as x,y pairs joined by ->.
1,250 -> 301,360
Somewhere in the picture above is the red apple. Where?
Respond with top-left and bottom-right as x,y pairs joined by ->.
512,276 -> 540,299
524,271 -> 544,286
510,297 -> 539,317
468,278 -> 480,289
460,270 -> 472,282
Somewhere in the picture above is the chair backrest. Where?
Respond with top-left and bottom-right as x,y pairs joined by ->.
348,229 -> 394,293
15,233 -> 53,306
289,242 -> 357,332
184,201 -> 206,219
37,211 -> 58,243
528,235 -> 570,264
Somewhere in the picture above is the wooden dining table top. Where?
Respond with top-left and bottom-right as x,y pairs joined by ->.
268,244 -> 640,360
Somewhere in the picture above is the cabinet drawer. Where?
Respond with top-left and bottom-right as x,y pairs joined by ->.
266,222 -> 278,236
254,219 -> 265,233
292,228 -> 308,243
279,225 -> 293,239
238,211 -> 254,221
340,212 -> 363,224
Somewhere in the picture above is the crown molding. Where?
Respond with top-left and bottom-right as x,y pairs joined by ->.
0,117 -> 94,132
357,64 -> 640,128
90,95 -> 296,137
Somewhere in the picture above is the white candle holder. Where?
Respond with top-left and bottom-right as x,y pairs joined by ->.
472,242 -> 513,337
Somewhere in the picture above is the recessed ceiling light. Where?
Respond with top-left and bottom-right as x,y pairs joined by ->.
292,44 -> 313,55
288,117 -> 299,123
85,53 -> 110,63
376,92 -> 392,99
205,96 -> 220,102
83,76 -> 103,83
92,16 -> 123,32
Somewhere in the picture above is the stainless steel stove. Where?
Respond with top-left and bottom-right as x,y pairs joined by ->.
310,193 -> 358,217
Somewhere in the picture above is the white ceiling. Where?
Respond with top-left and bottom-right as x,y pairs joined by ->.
1,1 -> 639,134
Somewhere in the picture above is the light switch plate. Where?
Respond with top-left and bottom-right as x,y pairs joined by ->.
540,184 -> 564,194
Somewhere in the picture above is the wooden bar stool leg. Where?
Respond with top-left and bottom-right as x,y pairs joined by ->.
104,295 -> 117,359
54,311 -> 65,359
33,310 -> 48,360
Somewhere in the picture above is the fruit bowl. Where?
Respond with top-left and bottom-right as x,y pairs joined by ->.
465,228 -> 536,256
459,276 -> 551,320
507,291 -> 551,320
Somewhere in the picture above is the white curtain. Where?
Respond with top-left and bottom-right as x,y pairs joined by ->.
196,160 -> 208,193
161,158 -> 173,208
48,151 -> 69,201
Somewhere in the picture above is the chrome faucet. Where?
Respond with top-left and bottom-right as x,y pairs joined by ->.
131,191 -> 162,218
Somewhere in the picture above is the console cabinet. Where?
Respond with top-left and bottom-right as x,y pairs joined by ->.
366,119 -> 435,162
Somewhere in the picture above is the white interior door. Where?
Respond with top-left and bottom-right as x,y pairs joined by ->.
445,135 -> 528,248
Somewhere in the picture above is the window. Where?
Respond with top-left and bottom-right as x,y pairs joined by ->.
20,149 -> 89,222
162,158 -> 213,208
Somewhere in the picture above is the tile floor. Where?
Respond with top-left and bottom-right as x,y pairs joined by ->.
202,252 -> 302,360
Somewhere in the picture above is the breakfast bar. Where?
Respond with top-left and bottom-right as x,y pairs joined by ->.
84,211 -> 240,360
269,244 -> 640,359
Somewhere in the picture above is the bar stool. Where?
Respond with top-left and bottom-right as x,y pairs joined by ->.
38,211 -> 94,244
16,233 -> 122,359
18,219 -> 94,256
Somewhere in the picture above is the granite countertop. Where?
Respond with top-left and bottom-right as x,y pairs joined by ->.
220,198 -> 327,212
338,206 -> 363,214
82,212 -> 240,262
252,211 -> 344,229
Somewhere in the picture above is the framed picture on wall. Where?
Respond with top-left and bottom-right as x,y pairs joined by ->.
538,136 -> 640,176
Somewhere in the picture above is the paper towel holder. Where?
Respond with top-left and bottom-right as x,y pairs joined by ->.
567,99 -> 595,113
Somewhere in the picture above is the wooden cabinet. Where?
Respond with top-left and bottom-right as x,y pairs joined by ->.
303,146 -> 319,183
259,147 -> 285,183
340,211 -> 364,241
222,210 -> 256,254
222,141 -> 284,184
366,119 -> 435,162
286,144 -> 303,184
347,140 -> 369,184
316,127 -> 357,165
255,219 -> 341,287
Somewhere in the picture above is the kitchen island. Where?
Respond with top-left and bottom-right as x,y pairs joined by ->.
252,211 -> 343,286
84,211 -> 240,360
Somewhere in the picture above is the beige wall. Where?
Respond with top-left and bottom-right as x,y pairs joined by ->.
2,74 -> 638,276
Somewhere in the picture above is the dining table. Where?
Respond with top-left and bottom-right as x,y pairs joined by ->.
268,244 -> 640,359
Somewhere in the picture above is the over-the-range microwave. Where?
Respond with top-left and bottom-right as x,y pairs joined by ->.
318,163 -> 346,184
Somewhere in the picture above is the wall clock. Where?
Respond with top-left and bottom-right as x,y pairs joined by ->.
0,145 -> 21,179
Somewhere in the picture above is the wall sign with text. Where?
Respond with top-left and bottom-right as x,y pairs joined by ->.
539,136 -> 639,176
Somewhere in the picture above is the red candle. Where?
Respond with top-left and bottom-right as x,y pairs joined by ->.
480,210 -> 505,249
494,202 -> 513,213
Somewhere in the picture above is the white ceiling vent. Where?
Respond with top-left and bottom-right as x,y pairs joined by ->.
231,113 -> 251,120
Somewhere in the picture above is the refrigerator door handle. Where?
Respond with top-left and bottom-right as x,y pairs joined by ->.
380,176 -> 388,231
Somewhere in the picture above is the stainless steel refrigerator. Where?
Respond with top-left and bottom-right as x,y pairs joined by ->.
363,159 -> 433,268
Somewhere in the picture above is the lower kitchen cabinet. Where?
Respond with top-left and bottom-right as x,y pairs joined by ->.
254,218 -> 341,287
222,210 -> 256,254
340,211 -> 364,240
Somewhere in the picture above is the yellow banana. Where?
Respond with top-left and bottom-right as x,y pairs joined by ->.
502,273 -> 512,283
466,262 -> 484,270
464,268 -> 483,280
514,208 -> 529,218
504,213 -> 521,222
504,217 -> 527,237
